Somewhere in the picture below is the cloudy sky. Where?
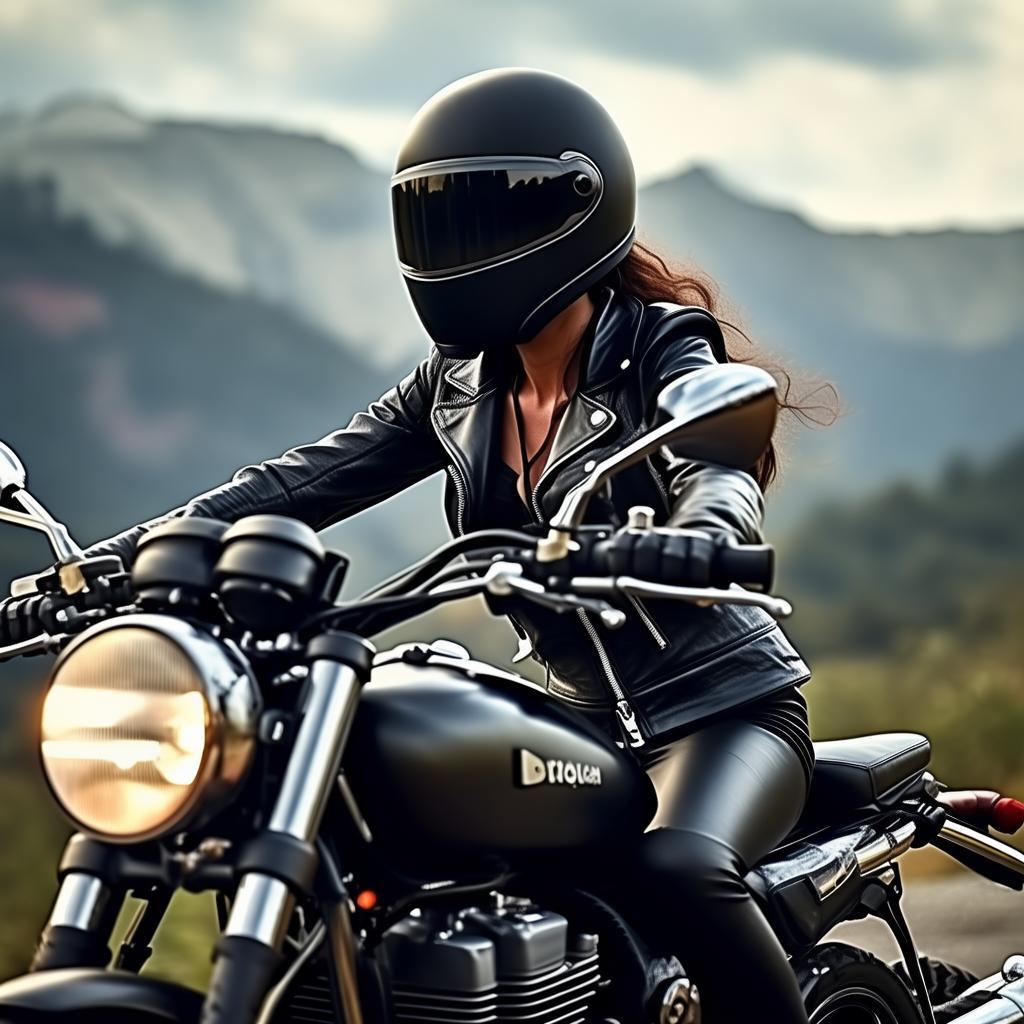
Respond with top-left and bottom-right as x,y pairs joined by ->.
1,0 -> 1021,231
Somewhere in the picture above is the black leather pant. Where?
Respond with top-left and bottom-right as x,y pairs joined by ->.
624,715 -> 810,1022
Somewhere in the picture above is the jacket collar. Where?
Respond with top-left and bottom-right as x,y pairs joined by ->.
438,285 -> 640,404
432,286 -> 642,529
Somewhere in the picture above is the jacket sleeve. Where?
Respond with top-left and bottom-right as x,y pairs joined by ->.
85,351 -> 448,566
636,305 -> 765,545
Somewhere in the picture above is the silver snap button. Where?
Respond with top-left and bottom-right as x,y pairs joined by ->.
589,410 -> 607,427
620,358 -> 631,370
584,459 -> 597,472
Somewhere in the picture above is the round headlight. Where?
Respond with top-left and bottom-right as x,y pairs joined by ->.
40,615 -> 260,842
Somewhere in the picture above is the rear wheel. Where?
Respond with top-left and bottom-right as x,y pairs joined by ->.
795,944 -> 926,1024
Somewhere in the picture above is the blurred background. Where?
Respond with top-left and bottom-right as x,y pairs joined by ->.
1,0 -> 1022,988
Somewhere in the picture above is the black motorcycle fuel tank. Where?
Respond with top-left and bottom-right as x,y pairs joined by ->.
342,645 -> 656,858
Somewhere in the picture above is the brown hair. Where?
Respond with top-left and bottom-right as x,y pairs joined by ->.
611,240 -> 837,491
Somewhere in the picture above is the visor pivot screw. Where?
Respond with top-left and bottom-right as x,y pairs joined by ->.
573,173 -> 595,196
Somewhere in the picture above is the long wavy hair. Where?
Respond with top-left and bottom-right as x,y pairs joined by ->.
610,240 -> 837,491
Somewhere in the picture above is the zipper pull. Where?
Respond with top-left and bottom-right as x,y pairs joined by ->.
615,699 -> 646,748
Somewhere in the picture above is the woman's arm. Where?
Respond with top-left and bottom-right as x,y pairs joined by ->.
86,351 -> 448,566
637,306 -> 766,545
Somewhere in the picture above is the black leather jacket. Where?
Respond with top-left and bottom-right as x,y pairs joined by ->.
89,285 -> 809,746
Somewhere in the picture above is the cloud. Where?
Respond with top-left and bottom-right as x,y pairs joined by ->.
506,0 -> 993,75
0,0 -> 1020,229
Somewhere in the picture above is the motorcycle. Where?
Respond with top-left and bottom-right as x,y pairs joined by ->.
0,363 -> 1022,1024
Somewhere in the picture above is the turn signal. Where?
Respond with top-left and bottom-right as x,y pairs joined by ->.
355,890 -> 378,911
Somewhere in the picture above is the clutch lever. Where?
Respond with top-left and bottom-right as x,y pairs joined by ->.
0,633 -> 64,663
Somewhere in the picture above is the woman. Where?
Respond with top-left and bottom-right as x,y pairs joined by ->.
87,70 -> 821,1020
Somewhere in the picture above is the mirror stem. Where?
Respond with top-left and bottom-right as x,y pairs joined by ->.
0,490 -> 84,565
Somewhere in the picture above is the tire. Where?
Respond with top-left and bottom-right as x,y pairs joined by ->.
794,943 -> 927,1024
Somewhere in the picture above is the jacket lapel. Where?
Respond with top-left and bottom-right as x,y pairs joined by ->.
431,286 -> 643,528
532,288 -> 640,514
431,353 -> 503,531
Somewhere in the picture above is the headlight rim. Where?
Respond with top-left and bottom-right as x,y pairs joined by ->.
40,613 -> 260,844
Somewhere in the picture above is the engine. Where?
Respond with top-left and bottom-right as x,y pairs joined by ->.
269,896 -> 602,1024
383,898 -> 601,1024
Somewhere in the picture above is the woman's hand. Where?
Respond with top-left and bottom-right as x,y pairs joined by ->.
602,527 -> 717,585
599,527 -> 774,590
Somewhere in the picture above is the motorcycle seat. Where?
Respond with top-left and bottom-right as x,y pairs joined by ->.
790,733 -> 931,837
811,733 -> 930,806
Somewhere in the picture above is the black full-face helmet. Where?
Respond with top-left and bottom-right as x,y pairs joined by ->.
391,68 -> 637,359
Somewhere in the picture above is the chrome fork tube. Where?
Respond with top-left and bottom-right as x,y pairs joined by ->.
31,867 -> 124,971
47,873 -> 109,931
204,638 -> 372,1024
267,659 -> 362,838
224,875 -> 295,948
224,658 -> 363,945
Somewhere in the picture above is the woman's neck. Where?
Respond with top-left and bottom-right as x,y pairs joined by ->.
515,293 -> 595,403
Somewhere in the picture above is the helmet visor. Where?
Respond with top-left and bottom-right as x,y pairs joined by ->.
391,153 -> 602,276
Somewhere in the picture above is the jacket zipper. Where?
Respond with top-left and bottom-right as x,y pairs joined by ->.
647,456 -> 670,512
434,397 -> 480,536
529,394 -> 617,520
625,593 -> 668,649
520,393 -> 644,748
445,464 -> 467,535
576,608 -> 645,748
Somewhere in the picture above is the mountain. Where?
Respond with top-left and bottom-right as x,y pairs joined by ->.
2,95 -> 1024,520
641,166 -> 1024,354
0,96 -> 419,367
0,176 -> 444,598
640,168 -> 1024,513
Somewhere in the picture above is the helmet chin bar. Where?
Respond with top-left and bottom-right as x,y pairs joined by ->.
418,227 -> 637,360
515,227 -> 636,346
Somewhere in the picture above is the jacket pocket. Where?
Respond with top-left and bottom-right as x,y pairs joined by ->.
632,617 -> 779,694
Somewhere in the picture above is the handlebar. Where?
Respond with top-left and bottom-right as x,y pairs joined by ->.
0,529 -> 790,664
709,542 -> 774,591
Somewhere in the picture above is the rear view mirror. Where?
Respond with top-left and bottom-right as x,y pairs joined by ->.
0,440 -> 26,496
0,440 -> 83,564
538,364 -> 777,560
653,364 -> 778,470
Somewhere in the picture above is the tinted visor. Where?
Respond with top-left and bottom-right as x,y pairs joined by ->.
392,153 -> 602,275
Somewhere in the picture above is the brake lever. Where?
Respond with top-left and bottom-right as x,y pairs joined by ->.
571,576 -> 793,619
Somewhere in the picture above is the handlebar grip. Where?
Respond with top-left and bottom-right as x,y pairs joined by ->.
0,593 -> 65,646
582,532 -> 774,591
0,594 -> 35,645
711,542 -> 774,591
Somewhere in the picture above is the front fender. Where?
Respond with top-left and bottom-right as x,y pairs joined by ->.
0,968 -> 202,1023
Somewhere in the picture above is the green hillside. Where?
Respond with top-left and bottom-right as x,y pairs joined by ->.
781,441 -> 1024,791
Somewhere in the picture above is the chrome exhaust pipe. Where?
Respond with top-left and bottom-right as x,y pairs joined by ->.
938,820 -> 1024,880
947,957 -> 1024,1023
854,820 -> 917,875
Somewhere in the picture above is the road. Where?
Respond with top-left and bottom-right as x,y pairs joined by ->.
828,873 -> 1023,976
